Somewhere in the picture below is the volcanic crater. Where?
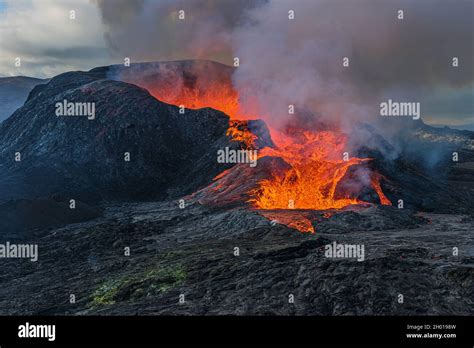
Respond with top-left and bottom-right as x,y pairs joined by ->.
0,60 -> 473,315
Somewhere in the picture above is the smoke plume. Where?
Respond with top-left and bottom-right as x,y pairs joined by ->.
94,0 -> 473,133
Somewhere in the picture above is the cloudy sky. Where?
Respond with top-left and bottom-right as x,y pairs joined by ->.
0,0 -> 110,77
0,0 -> 472,126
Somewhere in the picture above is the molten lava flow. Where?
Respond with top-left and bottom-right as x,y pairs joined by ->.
143,65 -> 249,120
250,130 -> 367,210
370,172 -> 392,205
259,211 -> 316,234
145,72 -> 391,233
144,72 -> 257,149
226,120 -> 258,148
149,81 -> 241,117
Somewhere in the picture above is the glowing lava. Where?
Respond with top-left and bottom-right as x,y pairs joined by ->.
148,80 -> 241,118
226,120 -> 258,148
370,172 -> 392,206
250,130 -> 368,210
145,72 -> 391,232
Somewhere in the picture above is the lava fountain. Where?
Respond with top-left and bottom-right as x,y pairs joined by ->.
126,62 -> 392,232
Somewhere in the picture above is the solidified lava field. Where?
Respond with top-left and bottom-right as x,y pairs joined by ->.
0,61 -> 473,315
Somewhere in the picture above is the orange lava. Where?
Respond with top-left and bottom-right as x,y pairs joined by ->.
146,74 -> 391,232
250,130 -> 367,210
145,74 -> 256,148
152,82 -> 240,118
259,211 -> 316,233
143,66 -> 248,120
370,172 -> 392,205
226,120 -> 258,148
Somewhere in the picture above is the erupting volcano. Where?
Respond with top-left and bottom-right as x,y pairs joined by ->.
2,0 -> 472,321
251,130 -> 369,210
124,62 -> 392,232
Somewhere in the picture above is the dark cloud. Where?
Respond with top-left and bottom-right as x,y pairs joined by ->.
93,0 -> 473,127
94,0 -> 261,63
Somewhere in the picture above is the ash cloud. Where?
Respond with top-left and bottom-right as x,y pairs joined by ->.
231,0 -> 473,130
93,0 -> 260,64
94,0 -> 473,131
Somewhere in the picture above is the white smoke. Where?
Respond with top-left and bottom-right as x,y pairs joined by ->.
95,0 -> 473,132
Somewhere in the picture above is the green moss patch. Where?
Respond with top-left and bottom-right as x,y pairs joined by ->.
91,264 -> 186,306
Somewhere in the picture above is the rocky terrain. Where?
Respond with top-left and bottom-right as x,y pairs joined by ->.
0,201 -> 472,315
0,66 -> 246,203
0,60 -> 473,315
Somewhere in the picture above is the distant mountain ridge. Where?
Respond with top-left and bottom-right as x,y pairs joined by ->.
430,122 -> 474,132
0,76 -> 49,122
